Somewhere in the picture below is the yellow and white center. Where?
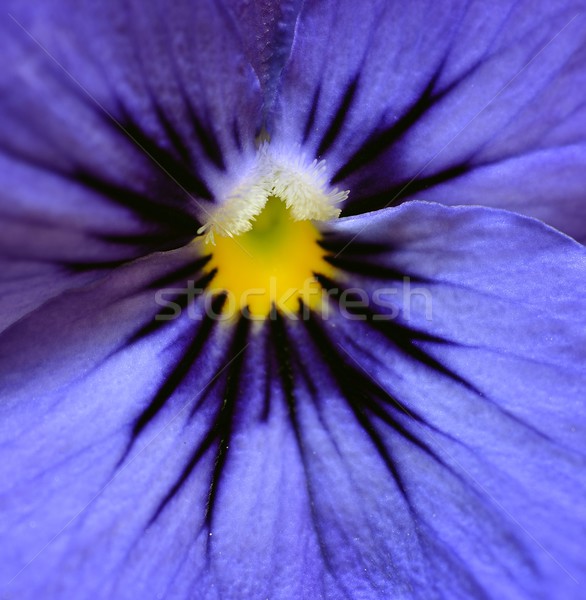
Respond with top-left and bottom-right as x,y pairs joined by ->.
197,143 -> 349,318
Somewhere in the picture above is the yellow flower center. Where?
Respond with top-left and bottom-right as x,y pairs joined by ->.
203,197 -> 334,318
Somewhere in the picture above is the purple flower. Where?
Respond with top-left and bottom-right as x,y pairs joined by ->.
1,1 -> 586,599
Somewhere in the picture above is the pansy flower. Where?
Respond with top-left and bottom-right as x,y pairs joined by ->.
1,1 -> 586,599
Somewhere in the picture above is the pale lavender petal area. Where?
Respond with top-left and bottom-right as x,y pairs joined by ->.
1,204 -> 585,599
308,202 -> 586,597
272,0 -> 586,241
0,245 -> 236,600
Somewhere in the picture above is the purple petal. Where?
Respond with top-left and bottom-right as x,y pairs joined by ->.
1,0 -> 263,326
306,202 -> 586,596
0,246 -> 233,599
1,0 -> 262,237
223,0 -> 303,109
272,0 -> 586,241
2,202 -> 586,598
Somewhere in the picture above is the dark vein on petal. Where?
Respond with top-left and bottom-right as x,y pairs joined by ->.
204,317 -> 251,532
232,117 -> 243,152
270,312 -> 347,591
342,163 -> 472,216
316,76 -> 359,158
332,75 -> 438,183
146,255 -> 212,290
187,103 -> 227,172
318,236 -> 389,257
338,341 -> 541,582
98,230 -> 190,250
148,316 -> 249,532
323,254 -> 428,283
117,105 -> 214,202
154,1 -> 228,171
287,341 -> 417,590
301,307 -> 460,474
300,307 -> 539,581
127,294 -> 227,450
261,321 -> 276,422
0,135 -> 198,239
128,268 -> 217,345
303,87 -> 321,144
315,273 -> 458,346
332,56 -> 484,185
321,274 -> 569,452
149,410 -> 220,526
64,257 -> 138,273
152,102 -> 194,167
73,168 -> 199,232
124,8 -> 225,178
301,308 -> 411,499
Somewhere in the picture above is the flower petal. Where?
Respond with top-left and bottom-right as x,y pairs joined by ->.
0,245 -> 234,599
300,201 -> 586,597
3,203 -> 586,599
1,0 -> 263,326
223,0 -> 303,109
272,0 -> 586,241
1,0 -> 262,238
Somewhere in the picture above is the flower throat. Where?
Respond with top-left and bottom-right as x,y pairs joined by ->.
198,145 -> 349,318
203,197 -> 333,317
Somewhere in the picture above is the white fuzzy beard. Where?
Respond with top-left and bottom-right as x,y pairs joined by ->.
198,143 -> 349,244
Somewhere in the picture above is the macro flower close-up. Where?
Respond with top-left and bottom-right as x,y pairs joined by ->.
1,1 -> 586,599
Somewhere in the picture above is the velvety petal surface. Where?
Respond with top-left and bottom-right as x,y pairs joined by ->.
223,0 -> 303,109
0,245 -> 234,600
272,0 -> 586,241
0,0 -> 262,327
2,203 -> 585,599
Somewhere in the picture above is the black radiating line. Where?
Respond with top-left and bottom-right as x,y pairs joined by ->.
149,316 -> 250,528
270,312 -> 340,573
300,308 -> 475,493
0,133 -> 198,239
72,169 -> 199,232
153,101 -> 194,167
232,118 -> 243,152
315,274 -> 450,346
261,319 -> 277,421
138,6 -> 226,174
118,107 -> 215,202
271,312 -> 297,419
342,163 -> 471,216
303,88 -> 321,144
316,76 -> 359,158
204,317 -> 251,529
314,277 -> 561,451
149,416 -> 220,526
146,255 -> 212,289
312,274 -> 508,431
303,309 -> 447,443
129,269 -> 217,345
130,293 -> 227,443
284,309 -> 469,592
5,34 -> 216,223
64,257 -> 137,272
332,75 -> 439,183
301,306 -> 543,578
98,230 -> 194,249
323,255 -> 428,283
332,57 -> 485,184
318,237 -> 389,257
188,103 -> 226,171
